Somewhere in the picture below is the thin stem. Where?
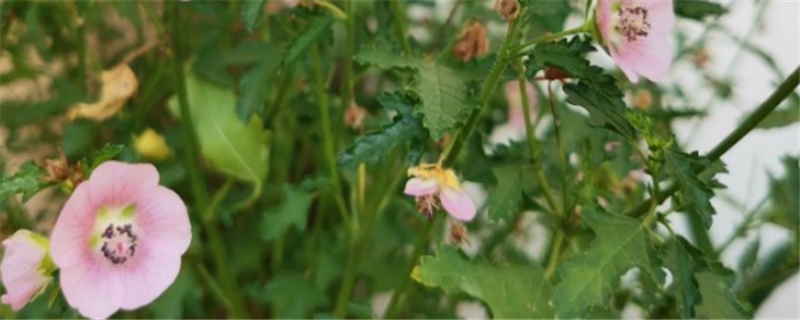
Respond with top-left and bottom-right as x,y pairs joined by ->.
544,229 -> 565,279
383,217 -> 438,318
442,18 -> 521,166
434,0 -> 464,52
310,45 -> 351,225
514,24 -> 588,56
340,0 -> 356,109
626,66 -> 800,218
314,0 -> 348,20
168,3 -> 247,317
390,0 -> 412,55
715,197 -> 768,255
547,82 -> 570,216
195,263 -> 233,313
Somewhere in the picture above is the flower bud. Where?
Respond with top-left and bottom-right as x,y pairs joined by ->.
133,128 -> 173,162
632,89 -> 653,111
452,21 -> 489,62
1,230 -> 55,311
343,103 -> 367,131
494,0 -> 519,21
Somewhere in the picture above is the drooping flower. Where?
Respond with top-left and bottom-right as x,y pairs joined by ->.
49,161 -> 191,320
0,230 -> 55,311
596,0 -> 675,82
404,164 -> 477,221
490,80 -> 538,145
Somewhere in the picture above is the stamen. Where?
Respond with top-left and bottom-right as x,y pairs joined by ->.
98,222 -> 138,265
415,194 -> 441,220
614,5 -> 651,42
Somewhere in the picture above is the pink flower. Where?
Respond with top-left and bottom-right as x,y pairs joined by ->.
1,230 -> 54,311
50,161 -> 191,320
490,81 -> 538,145
596,0 -> 675,82
404,164 -> 477,221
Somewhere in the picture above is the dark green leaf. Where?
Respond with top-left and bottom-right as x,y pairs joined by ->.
664,150 -> 716,229
260,273 -> 327,318
83,143 -> 125,172
487,166 -> 528,222
738,238 -> 760,275
674,0 -> 728,21
337,91 -> 428,168
694,266 -> 749,319
552,209 -> 664,318
237,45 -> 282,121
261,185 -> 313,241
0,161 -> 54,202
765,156 -> 799,228
280,15 -> 334,69
242,0 -> 267,32
414,246 -> 555,318
664,237 -> 702,319
520,0 -> 571,37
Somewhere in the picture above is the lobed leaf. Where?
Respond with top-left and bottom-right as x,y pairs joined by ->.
664,150 -> 717,229
0,161 -> 54,202
487,166 -> 528,222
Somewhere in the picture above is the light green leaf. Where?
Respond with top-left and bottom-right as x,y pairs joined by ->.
337,91 -> 428,168
664,150 -> 716,229
355,46 -> 474,139
552,209 -> 664,318
695,266 -> 749,319
242,0 -> 267,33
414,246 -> 555,318
170,68 -> 270,185
261,185 -> 313,241
0,161 -> 54,202
487,166 -> 527,222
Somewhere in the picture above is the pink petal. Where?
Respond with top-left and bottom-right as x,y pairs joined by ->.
118,250 -> 182,310
613,34 -> 672,82
440,188 -> 477,221
50,183 -> 95,269
59,261 -> 124,320
596,0 -> 614,45
134,187 -> 192,256
404,178 -> 439,196
88,161 -> 160,207
0,230 -> 51,311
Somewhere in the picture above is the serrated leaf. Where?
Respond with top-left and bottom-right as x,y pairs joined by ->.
169,67 -> 270,185
552,209 -> 664,318
487,166 -> 527,222
261,185 -> 313,241
237,45 -> 282,121
527,38 -> 636,140
355,46 -> 474,139
694,266 -> 749,319
337,91 -> 427,168
664,237 -> 703,319
674,0 -> 727,21
242,0 -> 267,32
281,15 -> 334,69
414,246 -> 555,318
664,150 -> 716,229
0,161 -> 54,202
83,144 -> 125,172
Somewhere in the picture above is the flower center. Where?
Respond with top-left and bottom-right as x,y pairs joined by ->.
99,223 -> 138,265
615,5 -> 651,42
415,194 -> 441,220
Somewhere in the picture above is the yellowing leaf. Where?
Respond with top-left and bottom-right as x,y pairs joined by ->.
68,64 -> 138,121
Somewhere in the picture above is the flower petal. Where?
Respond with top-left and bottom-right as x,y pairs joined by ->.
404,178 -> 439,196
134,186 -> 192,256
88,161 -> 159,207
0,230 -> 51,311
119,250 -> 182,310
440,188 -> 477,221
59,261 -> 123,320
50,183 -> 95,269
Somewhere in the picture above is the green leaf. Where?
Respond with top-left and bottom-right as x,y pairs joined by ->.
237,45 -> 282,121
241,0 -> 267,32
170,68 -> 270,185
259,273 -> 327,318
520,0 -> 571,37
526,38 -> 636,140
552,209 -> 664,318
756,92 -> 799,129
664,150 -> 716,229
674,0 -> 728,21
337,91 -> 428,168
355,46 -> 475,139
261,185 -> 313,241
694,266 -> 749,319
664,237 -> 702,319
150,265 -> 201,319
765,156 -> 799,229
82,143 -> 125,172
487,166 -> 528,222
280,15 -> 334,69
0,161 -> 54,202
414,246 -> 555,318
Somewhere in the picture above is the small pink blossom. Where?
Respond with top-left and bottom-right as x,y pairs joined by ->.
50,161 -> 191,320
1,230 -> 54,311
596,0 -> 675,82
404,164 -> 477,221
490,81 -> 538,145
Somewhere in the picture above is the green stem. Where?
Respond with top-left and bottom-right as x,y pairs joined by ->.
547,82 -> 570,215
310,45 -> 351,225
383,217 -> 438,319
626,66 -> 800,218
715,197 -> 768,255
442,18 -> 521,167
341,0 -> 356,109
195,263 -> 233,313
543,229 -> 565,279
390,0 -> 412,55
68,0 -> 87,93
168,3 -> 247,317
514,24 -> 589,56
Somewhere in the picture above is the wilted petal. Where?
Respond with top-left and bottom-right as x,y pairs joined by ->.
440,188 -> 477,221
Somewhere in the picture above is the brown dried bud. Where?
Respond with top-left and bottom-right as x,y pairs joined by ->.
44,153 -> 70,182
543,66 -> 569,81
343,103 -> 367,130
494,0 -> 519,21
452,21 -> 489,63
694,47 -> 710,68
449,223 -> 472,246
632,89 -> 653,111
